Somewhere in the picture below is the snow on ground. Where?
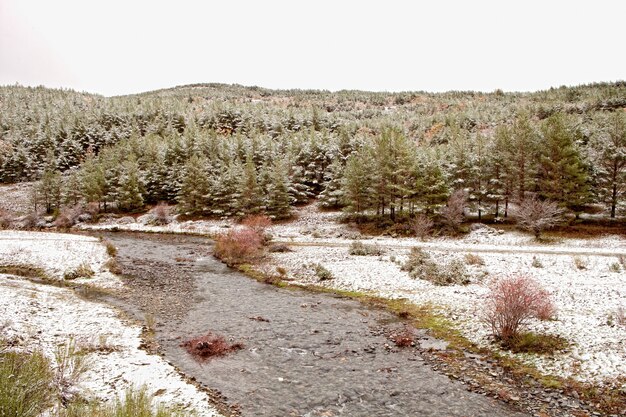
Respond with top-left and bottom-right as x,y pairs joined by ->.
77,204 -> 626,385
264,205 -> 626,385
0,231 -> 222,416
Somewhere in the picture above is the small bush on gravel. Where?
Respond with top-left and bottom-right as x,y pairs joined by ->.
313,263 -> 334,281
103,240 -> 117,257
349,241 -> 385,256
268,243 -> 292,253
572,256 -> 588,270
531,256 -> 543,268
401,248 -> 469,286
464,253 -> 485,266
180,332 -> 243,362
484,274 -> 557,346
214,228 -> 263,266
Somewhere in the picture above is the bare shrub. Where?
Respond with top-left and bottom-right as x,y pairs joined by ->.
439,189 -> 467,234
572,256 -> 588,270
411,214 -> 434,240
151,202 -> 171,225
0,209 -> 13,229
484,274 -> 557,344
180,332 -> 243,362
464,253 -> 485,266
214,228 -> 263,266
313,263 -> 334,281
242,214 -> 272,235
349,241 -> 384,256
401,248 -> 469,286
53,205 -> 84,228
511,197 -> 563,239
268,243 -> 292,253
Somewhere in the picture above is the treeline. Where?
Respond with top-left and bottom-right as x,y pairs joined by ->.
2,83 -> 626,220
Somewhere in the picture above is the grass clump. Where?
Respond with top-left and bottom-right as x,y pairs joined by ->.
401,248 -> 469,286
504,332 -> 568,354
349,241 -> 385,256
313,263 -> 334,281
0,263 -> 49,280
64,263 -> 95,280
62,386 -> 191,417
464,253 -> 485,266
0,348 -> 55,417
103,240 -> 117,257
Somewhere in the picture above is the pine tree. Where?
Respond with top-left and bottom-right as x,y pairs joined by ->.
538,113 -> 590,212
36,152 -> 62,214
117,156 -> 145,211
414,157 -> 449,215
63,168 -> 83,206
511,114 -> 538,201
177,154 -> 210,215
266,160 -> 292,219
342,152 -> 374,215
589,112 -> 626,218
318,159 -> 345,209
237,153 -> 262,216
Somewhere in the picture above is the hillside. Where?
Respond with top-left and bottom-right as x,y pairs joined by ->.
1,81 -> 626,222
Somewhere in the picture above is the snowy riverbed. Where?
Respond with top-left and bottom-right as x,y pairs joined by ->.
0,230 -> 221,416
79,206 -> 626,385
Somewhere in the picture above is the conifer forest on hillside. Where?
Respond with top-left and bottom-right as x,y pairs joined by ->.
2,82 -> 625,225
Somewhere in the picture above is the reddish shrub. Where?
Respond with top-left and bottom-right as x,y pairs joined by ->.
392,327 -> 415,347
181,332 -> 243,362
484,274 -> 556,344
241,214 -> 272,235
214,227 -> 263,266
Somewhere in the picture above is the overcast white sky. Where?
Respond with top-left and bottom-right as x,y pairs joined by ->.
1,0 -> 624,97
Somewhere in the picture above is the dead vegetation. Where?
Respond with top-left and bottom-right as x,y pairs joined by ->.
180,332 -> 243,362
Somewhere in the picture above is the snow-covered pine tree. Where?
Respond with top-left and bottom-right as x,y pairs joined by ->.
177,154 -> 210,216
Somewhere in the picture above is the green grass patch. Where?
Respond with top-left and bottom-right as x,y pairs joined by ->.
503,332 -> 569,354
0,347 -> 55,417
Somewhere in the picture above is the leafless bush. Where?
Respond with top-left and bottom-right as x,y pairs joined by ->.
53,204 -> 84,228
484,274 -> 557,343
439,189 -> 467,233
0,209 -> 13,229
464,253 -> 485,266
151,202 -> 172,225
401,248 -> 469,286
214,227 -> 263,266
511,197 -> 563,239
242,214 -> 272,235
411,214 -> 434,240
349,241 -> 385,256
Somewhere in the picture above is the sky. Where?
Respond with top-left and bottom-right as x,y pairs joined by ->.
1,0 -> 624,97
